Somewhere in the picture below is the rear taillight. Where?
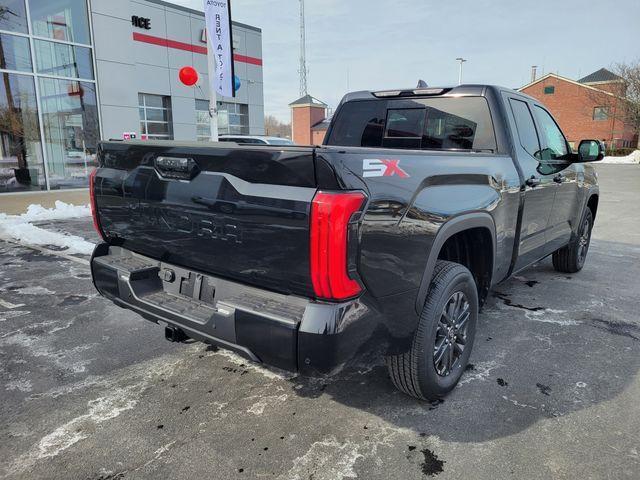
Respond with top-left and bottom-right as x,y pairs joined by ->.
89,169 -> 105,241
310,191 -> 366,301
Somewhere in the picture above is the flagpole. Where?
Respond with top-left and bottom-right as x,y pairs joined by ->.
206,25 -> 219,142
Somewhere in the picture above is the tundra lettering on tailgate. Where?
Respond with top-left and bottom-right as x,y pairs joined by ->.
362,159 -> 409,178
124,203 -> 243,244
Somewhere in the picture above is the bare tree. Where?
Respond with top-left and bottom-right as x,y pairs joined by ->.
613,61 -> 640,149
586,61 -> 640,150
264,115 -> 291,138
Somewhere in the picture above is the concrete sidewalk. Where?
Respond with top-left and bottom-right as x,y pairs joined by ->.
0,190 -> 89,215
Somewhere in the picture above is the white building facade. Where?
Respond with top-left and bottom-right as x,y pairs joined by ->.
0,0 -> 264,194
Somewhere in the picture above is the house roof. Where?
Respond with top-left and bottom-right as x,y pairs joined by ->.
311,117 -> 332,131
289,94 -> 328,107
519,72 -> 616,98
578,68 -> 621,84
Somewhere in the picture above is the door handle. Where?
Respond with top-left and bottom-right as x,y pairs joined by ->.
553,173 -> 565,184
525,176 -> 541,187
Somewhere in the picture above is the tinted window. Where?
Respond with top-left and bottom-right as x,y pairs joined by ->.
328,96 -> 496,151
385,109 -> 424,137
509,99 -> 541,158
328,100 -> 385,148
533,106 -> 568,160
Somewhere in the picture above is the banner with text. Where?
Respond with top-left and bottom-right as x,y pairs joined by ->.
204,0 -> 234,97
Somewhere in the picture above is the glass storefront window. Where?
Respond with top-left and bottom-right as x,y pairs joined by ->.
29,0 -> 90,45
195,99 -> 210,141
38,77 -> 99,189
217,101 -> 249,135
139,93 -> 173,140
0,33 -> 31,72
34,39 -> 93,79
0,72 -> 45,192
0,0 -> 28,34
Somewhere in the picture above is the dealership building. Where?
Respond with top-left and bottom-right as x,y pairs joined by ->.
0,0 -> 264,195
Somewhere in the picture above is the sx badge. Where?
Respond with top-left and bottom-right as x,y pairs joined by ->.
362,159 -> 409,178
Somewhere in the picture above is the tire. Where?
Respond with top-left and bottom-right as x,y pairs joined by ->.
552,208 -> 593,273
385,260 -> 479,400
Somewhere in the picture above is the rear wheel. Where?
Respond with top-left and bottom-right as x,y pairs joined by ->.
552,208 -> 593,273
386,260 -> 478,400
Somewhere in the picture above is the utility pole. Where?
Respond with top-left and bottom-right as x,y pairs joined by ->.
298,0 -> 308,97
456,57 -> 467,85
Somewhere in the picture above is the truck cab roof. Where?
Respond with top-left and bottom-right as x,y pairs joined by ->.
340,84 -> 526,103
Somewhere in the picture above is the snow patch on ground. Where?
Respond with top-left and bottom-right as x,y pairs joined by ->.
0,201 -> 94,255
214,348 -> 296,381
247,394 -> 288,415
4,201 -> 91,222
5,378 -> 33,392
0,310 -> 30,322
600,150 -> 640,164
279,427 -> 404,480
37,387 -> 138,459
524,309 -> 581,326
5,357 -> 184,476
12,286 -> 56,295
280,437 -> 363,480
458,359 -> 504,386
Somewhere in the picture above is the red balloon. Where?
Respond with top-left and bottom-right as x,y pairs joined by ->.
178,66 -> 199,86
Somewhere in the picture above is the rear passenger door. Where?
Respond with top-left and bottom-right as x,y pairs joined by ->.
504,95 -> 558,270
531,105 -> 578,254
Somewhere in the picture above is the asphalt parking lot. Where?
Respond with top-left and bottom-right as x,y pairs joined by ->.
1,164 -> 639,480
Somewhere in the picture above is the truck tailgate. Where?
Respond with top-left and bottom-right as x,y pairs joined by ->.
93,141 -> 318,297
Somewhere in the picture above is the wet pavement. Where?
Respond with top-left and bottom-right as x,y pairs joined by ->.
0,165 -> 639,479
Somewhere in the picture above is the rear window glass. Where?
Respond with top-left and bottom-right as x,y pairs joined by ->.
328,96 -> 497,152
385,109 -> 425,138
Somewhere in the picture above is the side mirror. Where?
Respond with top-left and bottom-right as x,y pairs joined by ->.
577,139 -> 604,162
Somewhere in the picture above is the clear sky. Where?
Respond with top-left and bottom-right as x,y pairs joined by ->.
170,0 -> 640,122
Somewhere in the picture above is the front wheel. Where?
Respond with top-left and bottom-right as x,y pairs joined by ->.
552,208 -> 593,273
386,260 -> 478,400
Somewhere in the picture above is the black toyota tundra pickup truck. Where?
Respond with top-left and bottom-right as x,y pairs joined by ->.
90,85 -> 603,400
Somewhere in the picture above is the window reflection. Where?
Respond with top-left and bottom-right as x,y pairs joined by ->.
0,0 -> 28,34
29,0 -> 90,45
34,39 -> 94,79
0,33 -> 32,72
0,72 -> 45,192
39,78 -> 99,189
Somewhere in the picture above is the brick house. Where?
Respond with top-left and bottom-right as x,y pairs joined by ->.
519,68 -> 638,150
289,95 -> 329,145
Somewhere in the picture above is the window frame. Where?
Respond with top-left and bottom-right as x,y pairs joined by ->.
532,104 -> 571,162
508,97 -> 542,160
543,85 -> 555,95
138,93 -> 173,140
0,0 -> 100,191
593,106 -> 609,121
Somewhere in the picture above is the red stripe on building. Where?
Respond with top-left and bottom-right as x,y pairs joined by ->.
232,54 -> 262,66
132,32 -> 262,66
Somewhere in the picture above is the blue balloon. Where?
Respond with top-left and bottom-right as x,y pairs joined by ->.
233,75 -> 241,92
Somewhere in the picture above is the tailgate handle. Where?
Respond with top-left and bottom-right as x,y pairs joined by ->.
155,156 -> 199,180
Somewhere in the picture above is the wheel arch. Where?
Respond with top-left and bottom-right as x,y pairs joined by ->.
414,213 -> 496,314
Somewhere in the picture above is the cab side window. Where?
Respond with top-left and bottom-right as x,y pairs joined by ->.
533,106 -> 569,161
509,99 -> 541,159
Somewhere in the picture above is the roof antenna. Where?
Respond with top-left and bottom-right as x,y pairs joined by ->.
416,79 -> 428,88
